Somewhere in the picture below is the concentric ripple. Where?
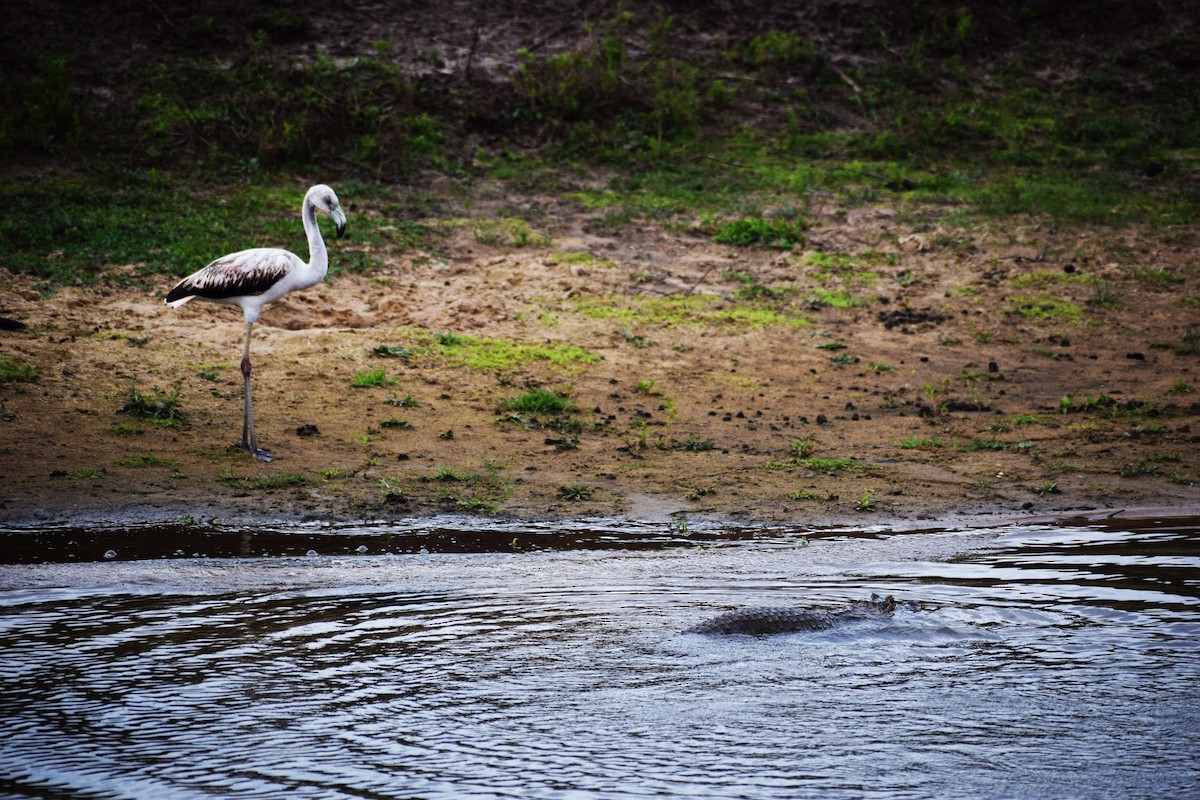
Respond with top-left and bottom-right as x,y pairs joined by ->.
0,518 -> 1197,799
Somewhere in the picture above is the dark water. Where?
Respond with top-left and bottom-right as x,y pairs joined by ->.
0,516 -> 1197,799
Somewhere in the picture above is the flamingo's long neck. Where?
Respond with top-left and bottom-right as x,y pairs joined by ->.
301,195 -> 328,283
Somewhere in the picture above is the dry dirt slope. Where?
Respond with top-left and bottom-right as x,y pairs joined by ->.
1,186 -> 1198,525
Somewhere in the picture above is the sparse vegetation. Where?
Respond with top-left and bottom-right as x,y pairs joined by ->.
559,482 -> 593,501
118,384 -> 186,426
500,388 -> 574,415
222,471 -> 309,489
117,454 -> 180,468
2,3 -> 1199,524
0,356 -> 38,385
351,368 -> 396,388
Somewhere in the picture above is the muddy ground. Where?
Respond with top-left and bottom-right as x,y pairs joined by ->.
1,179 -> 1197,527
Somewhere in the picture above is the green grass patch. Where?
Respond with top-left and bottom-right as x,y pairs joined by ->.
809,289 -> 859,309
768,453 -> 863,473
899,436 -> 944,450
425,462 -> 513,512
351,368 -> 396,388
1008,294 -> 1084,324
573,293 -> 808,330
65,469 -> 106,479
0,356 -> 38,385
417,330 -> 598,372
116,453 -> 180,468
443,217 -> 552,247
1,176 -> 397,292
223,470 -> 309,489
118,384 -> 186,425
559,482 -> 593,501
713,217 -> 806,248
500,388 -> 574,415
958,438 -> 1008,452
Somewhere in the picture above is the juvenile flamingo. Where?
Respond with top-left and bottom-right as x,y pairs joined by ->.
165,184 -> 347,461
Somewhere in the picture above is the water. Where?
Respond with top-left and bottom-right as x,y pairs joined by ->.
0,516 -> 1197,799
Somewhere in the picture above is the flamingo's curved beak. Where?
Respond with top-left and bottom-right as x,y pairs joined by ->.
332,207 -> 347,240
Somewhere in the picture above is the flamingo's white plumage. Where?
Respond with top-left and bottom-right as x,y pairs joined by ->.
165,184 -> 347,461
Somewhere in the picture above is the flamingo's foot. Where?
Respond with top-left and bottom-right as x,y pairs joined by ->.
238,442 -> 279,462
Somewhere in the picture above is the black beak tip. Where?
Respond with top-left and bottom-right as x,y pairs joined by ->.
336,223 -> 347,240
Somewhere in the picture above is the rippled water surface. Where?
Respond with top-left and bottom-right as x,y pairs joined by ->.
1,516 -> 1197,799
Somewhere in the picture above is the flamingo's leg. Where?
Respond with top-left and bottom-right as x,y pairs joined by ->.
239,322 -> 277,462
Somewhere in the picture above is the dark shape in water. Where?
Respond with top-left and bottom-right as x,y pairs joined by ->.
685,593 -> 897,635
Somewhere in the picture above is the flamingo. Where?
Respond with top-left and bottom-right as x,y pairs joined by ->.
165,184 -> 347,461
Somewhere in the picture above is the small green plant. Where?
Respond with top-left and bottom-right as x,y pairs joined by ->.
500,388 -> 574,415
116,454 -> 180,468
0,356 -> 39,384
372,344 -> 412,358
66,469 -> 106,479
380,418 -> 414,429
119,383 -> 186,425
195,366 -> 226,383
1036,480 -> 1060,496
387,393 -> 421,408
1174,332 -> 1200,355
1165,380 -> 1193,395
1086,279 -> 1121,309
787,489 -> 820,500
714,218 -> 806,248
434,331 -> 466,346
1168,471 -> 1196,486
223,470 -> 309,489
438,429 -> 455,440
899,437 -> 944,450
620,328 -> 654,348
1059,393 -> 1119,415
109,423 -> 143,436
791,439 -> 816,458
559,482 -> 593,501
378,478 -> 407,503
959,438 -> 1008,451
1118,461 -> 1157,477
800,457 -> 861,473
427,461 -> 512,512
856,492 -> 876,512
685,486 -> 717,501
351,368 -> 396,388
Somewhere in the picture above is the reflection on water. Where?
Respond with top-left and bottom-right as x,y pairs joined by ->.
0,517 -> 1197,799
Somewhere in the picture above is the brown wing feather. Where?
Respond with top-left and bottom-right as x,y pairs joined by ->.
166,250 -> 295,303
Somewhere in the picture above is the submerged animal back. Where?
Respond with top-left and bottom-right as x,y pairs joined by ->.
684,607 -> 839,635
685,595 -> 898,636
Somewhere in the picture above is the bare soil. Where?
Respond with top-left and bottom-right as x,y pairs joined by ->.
2,186 -> 1197,527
